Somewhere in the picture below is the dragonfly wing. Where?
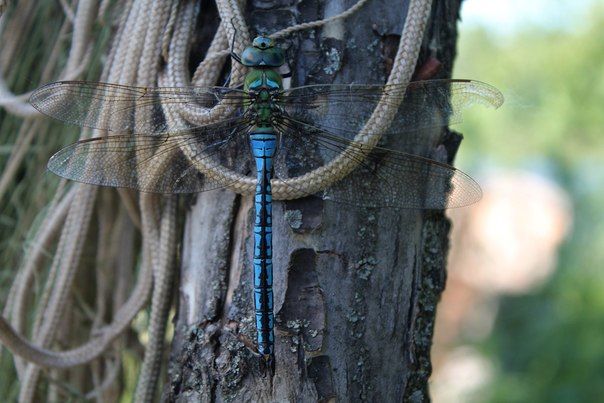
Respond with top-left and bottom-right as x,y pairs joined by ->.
30,81 -> 247,134
280,79 -> 503,140
273,118 -> 481,209
48,120 -> 252,193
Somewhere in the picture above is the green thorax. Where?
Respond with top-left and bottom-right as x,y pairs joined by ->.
242,36 -> 285,131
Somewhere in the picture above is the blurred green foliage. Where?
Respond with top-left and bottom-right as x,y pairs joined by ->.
453,2 -> 604,402
455,3 -> 604,167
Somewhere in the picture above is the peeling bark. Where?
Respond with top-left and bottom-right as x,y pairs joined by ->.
166,0 -> 463,401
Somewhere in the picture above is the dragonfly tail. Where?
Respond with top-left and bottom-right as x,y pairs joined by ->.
251,132 -> 277,375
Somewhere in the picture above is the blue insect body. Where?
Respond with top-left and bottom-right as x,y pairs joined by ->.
243,37 -> 286,372
250,132 -> 276,372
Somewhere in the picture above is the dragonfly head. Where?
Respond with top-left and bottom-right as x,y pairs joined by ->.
241,36 -> 285,68
252,36 -> 274,49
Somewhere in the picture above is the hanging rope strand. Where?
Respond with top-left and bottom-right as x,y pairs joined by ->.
271,0 -> 371,39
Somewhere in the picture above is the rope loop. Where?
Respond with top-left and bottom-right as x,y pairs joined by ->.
174,0 -> 433,200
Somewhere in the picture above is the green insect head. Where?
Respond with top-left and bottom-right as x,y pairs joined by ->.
241,36 -> 285,68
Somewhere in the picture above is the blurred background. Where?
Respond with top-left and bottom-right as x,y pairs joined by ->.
431,0 -> 604,402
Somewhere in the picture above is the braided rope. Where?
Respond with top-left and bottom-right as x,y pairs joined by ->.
132,1 -> 177,399
199,0 -> 372,61
18,5 -> 104,394
1,185 -> 72,371
12,1 -> 163,400
0,0 -> 95,117
0,256 -> 153,368
134,196 -> 176,402
19,185 -> 98,402
173,0 -> 432,200
0,0 -> 172,379
271,0 -> 371,39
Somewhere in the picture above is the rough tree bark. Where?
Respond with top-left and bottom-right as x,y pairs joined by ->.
165,0 -> 463,401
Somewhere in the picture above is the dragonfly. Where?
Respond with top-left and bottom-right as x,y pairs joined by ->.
29,35 -> 503,374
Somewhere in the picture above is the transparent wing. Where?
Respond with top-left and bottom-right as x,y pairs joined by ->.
280,79 -> 503,141
30,81 -> 247,134
48,119 -> 253,193
273,118 -> 481,209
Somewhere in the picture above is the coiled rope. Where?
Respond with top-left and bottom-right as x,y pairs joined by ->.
168,0 -> 432,200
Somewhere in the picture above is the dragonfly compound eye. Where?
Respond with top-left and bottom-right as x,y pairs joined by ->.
241,41 -> 285,68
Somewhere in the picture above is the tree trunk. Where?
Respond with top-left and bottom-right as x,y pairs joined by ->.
166,0 -> 463,401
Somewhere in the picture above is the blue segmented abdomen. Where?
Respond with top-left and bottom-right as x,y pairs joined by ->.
250,132 -> 276,363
